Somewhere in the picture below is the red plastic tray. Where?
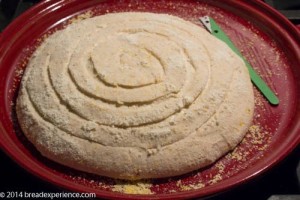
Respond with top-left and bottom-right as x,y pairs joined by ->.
0,0 -> 299,199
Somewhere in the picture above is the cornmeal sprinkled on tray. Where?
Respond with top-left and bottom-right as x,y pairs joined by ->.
69,11 -> 93,24
209,174 -> 223,185
112,180 -> 153,194
176,180 -> 205,191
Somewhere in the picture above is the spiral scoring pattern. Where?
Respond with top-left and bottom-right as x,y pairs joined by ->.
17,13 -> 254,179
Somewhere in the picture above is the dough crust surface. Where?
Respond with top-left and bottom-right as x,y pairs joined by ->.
16,12 -> 254,180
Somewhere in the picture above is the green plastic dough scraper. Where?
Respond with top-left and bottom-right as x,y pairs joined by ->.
199,16 -> 279,105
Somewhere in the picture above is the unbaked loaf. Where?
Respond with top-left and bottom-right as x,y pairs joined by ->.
16,12 -> 254,180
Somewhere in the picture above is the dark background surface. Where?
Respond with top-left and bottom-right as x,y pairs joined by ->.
0,0 -> 299,199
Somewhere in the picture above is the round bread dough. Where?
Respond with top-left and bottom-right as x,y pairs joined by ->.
16,12 -> 254,180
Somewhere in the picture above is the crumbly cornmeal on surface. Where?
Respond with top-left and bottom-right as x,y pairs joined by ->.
16,12 -> 254,180
176,180 -> 205,191
112,180 -> 153,194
